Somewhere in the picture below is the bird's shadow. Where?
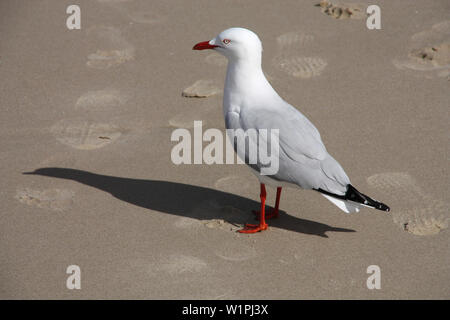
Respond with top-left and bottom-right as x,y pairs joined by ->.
23,168 -> 356,237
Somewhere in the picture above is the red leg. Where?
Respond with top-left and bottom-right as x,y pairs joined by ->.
253,186 -> 282,220
273,186 -> 282,217
239,184 -> 268,233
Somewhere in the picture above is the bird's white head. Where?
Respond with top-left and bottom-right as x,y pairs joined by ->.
193,27 -> 262,64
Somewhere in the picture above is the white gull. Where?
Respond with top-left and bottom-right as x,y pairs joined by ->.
193,27 -> 389,233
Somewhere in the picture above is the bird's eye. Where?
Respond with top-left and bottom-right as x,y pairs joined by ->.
222,39 -> 231,44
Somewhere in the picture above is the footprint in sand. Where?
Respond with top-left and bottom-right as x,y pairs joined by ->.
86,26 -> 135,69
145,255 -> 233,298
182,80 -> 221,98
275,56 -> 328,79
174,216 -> 202,229
408,43 -> 450,70
16,188 -> 74,211
214,175 -> 253,194
367,172 -> 449,236
168,113 -> 207,129
206,53 -> 272,80
393,21 -> 450,78
175,199 -> 248,232
276,32 -> 315,47
75,89 -> 127,112
172,80 -> 221,128
315,1 -> 367,20
147,254 -> 208,275
199,202 -> 247,232
411,20 -> 450,44
272,31 -> 327,79
51,119 -> 124,150
214,241 -> 257,261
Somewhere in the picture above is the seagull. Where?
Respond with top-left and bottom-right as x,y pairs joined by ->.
193,27 -> 390,233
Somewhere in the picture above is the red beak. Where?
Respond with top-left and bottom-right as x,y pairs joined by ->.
193,41 -> 219,50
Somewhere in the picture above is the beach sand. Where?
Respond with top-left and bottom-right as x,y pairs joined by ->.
0,0 -> 448,299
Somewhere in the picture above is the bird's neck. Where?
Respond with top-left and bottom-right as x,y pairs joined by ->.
224,58 -> 276,110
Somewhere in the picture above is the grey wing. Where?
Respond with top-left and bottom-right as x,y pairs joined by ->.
226,103 -> 350,194
243,104 -> 327,161
225,106 -> 324,162
225,111 -> 263,173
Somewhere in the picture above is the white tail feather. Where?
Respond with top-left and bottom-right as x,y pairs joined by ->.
321,194 -> 361,213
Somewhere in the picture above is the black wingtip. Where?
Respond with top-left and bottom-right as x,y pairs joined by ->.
346,184 -> 390,213
375,202 -> 390,212
314,185 -> 390,213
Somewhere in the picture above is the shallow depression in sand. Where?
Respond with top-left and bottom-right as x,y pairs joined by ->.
87,49 -> 134,69
408,43 -> 450,68
367,172 -> 449,236
190,200 -> 248,232
51,119 -> 123,150
315,1 -> 367,20
148,254 -> 208,275
16,188 -> 74,211
273,31 -> 327,79
174,216 -> 202,229
411,21 -> 450,44
274,56 -> 328,78
86,26 -> 135,69
276,32 -> 314,47
214,175 -> 253,194
214,241 -> 257,261
168,114 -> 207,129
393,21 -> 450,77
75,89 -> 127,111
182,80 -> 221,98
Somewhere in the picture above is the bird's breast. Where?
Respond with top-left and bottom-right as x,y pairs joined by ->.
223,90 -> 242,116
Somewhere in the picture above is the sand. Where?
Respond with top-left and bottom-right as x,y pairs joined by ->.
0,0 -> 448,299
